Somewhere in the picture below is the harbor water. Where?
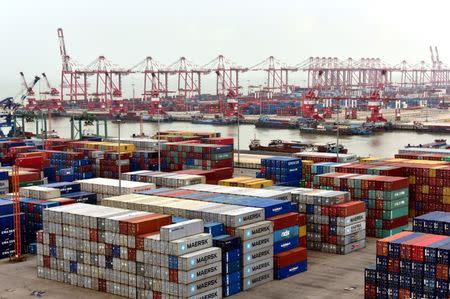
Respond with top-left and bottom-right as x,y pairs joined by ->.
26,117 -> 447,157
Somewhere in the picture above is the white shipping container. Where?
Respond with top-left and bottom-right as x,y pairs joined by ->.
160,219 -> 204,241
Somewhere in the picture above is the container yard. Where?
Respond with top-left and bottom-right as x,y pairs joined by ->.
0,129 -> 446,299
2,1 -> 450,299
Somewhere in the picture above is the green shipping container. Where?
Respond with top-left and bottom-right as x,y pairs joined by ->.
19,179 -> 45,187
381,225 -> 408,237
382,197 -> 408,210
382,207 -> 408,220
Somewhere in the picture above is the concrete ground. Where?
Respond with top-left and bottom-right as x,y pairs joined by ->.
0,238 -> 376,299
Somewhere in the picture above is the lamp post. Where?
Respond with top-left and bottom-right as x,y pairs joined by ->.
116,118 -> 122,195
335,101 -> 340,163
235,100 -> 240,164
157,103 -> 161,171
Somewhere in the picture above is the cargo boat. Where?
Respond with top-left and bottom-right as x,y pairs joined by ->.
249,139 -> 348,154
249,139 -> 311,153
191,115 -> 237,125
299,126 -> 372,136
405,139 -> 449,149
254,116 -> 298,129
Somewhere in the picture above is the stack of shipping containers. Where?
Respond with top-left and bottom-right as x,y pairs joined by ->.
313,173 -> 409,237
365,211 -> 450,298
291,189 -> 366,254
257,157 -> 302,187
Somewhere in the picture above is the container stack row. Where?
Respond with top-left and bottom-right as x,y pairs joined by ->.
291,189 -> 366,254
293,152 -> 357,163
103,187 -> 309,282
212,234 -> 243,296
130,150 -> 159,171
412,211 -> 450,236
173,169 -> 234,185
139,188 -> 301,281
0,199 -> 25,258
0,170 -> 9,195
121,170 -> 206,188
75,178 -> 155,203
45,151 -> 93,182
101,194 -> 277,291
267,212 -> 308,279
257,157 -> 302,187
136,218 -> 224,299
313,173 -> 409,237
365,210 -> 450,299
99,152 -> 131,179
180,184 -> 292,201
11,181 -> 97,253
218,177 -> 273,189
36,203 -> 182,298
160,142 -> 233,172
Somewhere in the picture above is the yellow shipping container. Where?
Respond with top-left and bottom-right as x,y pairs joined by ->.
218,177 -> 253,186
243,179 -> 273,188
443,187 -> 450,196
429,168 -> 436,178
443,195 -> 450,205
360,157 -> 380,163
299,225 -> 306,237
409,176 -> 416,185
422,185 -> 429,194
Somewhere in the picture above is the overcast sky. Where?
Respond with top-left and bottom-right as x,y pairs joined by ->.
1,0 -> 448,98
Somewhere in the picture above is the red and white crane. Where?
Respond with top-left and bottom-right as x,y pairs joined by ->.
85,55 -> 129,110
169,57 -> 205,98
202,55 -> 248,115
58,28 -> 88,103
131,56 -> 171,100
250,56 -> 297,94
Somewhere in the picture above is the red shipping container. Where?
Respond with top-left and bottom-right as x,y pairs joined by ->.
127,248 -> 136,261
89,229 -> 98,242
299,236 -> 307,247
16,156 -> 44,169
398,288 -> 410,299
332,201 -> 365,217
98,279 -> 107,292
125,214 -> 172,236
274,247 -> 307,269
364,283 -> 376,299
387,257 -> 399,273
169,269 -> 178,283
436,264 -> 449,280
298,214 -> 306,226
267,212 -> 299,231
382,216 -> 408,230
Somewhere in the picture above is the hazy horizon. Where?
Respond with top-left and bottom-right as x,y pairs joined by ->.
1,0 -> 449,98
